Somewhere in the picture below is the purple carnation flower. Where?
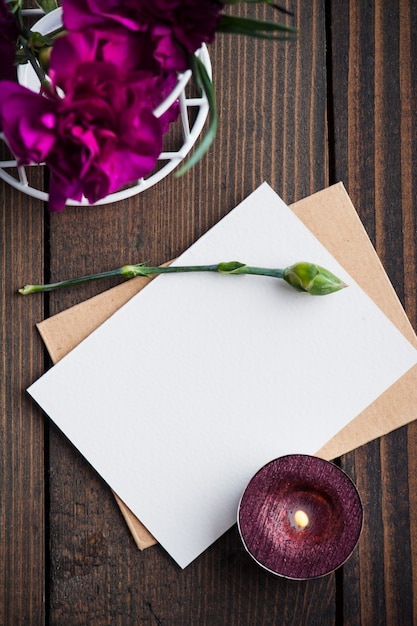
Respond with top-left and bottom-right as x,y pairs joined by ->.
50,24 -> 160,82
0,82 -> 56,161
62,0 -> 224,71
0,63 -> 166,211
50,28 -> 179,138
46,62 -> 165,211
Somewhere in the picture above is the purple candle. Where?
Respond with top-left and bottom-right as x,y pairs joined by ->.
237,454 -> 363,579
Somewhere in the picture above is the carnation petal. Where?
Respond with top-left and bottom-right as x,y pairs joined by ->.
0,83 -> 56,163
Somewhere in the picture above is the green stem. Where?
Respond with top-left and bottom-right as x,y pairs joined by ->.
19,267 -> 127,294
123,263 -> 284,278
231,266 -> 285,278
18,262 -> 285,294
18,261 -> 347,296
28,54 -> 49,88
22,41 -> 50,88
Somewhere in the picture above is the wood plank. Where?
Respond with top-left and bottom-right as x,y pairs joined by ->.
331,0 -> 417,623
45,1 -> 335,623
0,158 -> 45,624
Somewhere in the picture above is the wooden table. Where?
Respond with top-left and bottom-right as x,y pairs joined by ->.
2,1 -> 417,623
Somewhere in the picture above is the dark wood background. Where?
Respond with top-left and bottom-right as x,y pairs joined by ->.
2,1 -> 417,624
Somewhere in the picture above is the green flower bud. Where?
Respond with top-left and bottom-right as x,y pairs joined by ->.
27,31 -> 49,53
283,262 -> 347,296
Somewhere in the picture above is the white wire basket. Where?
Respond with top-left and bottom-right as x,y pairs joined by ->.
0,8 -> 211,206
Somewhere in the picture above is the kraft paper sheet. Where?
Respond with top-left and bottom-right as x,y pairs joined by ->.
36,182 -> 417,551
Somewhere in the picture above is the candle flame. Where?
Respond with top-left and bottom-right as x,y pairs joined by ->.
294,509 -> 309,529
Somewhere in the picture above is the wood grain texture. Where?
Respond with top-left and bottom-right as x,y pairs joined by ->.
0,157 -> 45,624
331,0 -> 417,624
3,0 -> 417,623
44,1 -> 335,624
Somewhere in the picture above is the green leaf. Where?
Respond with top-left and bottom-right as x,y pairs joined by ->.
175,54 -> 218,177
217,15 -> 298,40
6,0 -> 23,14
35,0 -> 58,13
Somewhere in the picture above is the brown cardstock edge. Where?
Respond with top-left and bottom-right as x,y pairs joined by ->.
36,182 -> 417,550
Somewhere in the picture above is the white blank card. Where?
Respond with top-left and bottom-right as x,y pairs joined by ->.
28,183 -> 417,568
